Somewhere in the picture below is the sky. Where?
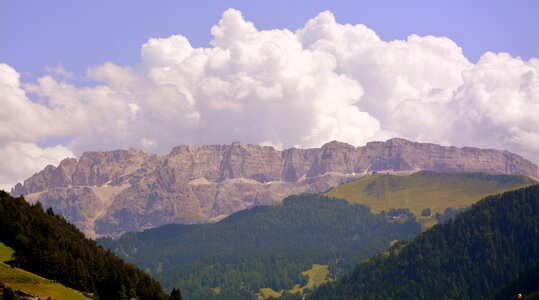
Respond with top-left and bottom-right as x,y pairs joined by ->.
1,0 -> 539,189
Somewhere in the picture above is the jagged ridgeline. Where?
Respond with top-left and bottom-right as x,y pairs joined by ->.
98,195 -> 421,299
13,138 -> 538,238
0,191 -> 168,300
308,185 -> 539,300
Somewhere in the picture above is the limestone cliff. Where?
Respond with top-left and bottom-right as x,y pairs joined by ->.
11,138 -> 538,237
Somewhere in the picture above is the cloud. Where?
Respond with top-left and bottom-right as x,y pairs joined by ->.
141,35 -> 194,67
44,65 -> 74,80
451,53 -> 539,157
0,142 -> 74,191
1,8 -> 538,189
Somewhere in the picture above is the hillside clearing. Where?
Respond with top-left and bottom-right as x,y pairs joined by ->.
0,242 -> 91,300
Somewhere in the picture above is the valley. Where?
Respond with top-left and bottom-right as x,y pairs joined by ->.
97,171 -> 538,299
3,177 -> 537,299
98,194 -> 420,299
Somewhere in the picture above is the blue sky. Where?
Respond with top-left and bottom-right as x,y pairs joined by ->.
1,1 -> 538,78
1,1 -> 539,189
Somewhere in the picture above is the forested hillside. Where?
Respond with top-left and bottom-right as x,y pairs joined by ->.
0,190 -> 169,300
309,185 -> 539,300
99,195 -> 421,299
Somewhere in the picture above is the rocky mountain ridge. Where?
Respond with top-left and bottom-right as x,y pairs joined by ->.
11,138 -> 538,238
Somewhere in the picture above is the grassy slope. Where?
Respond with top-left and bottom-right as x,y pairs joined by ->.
259,264 -> 330,299
301,264 -> 329,290
0,242 -> 90,300
0,242 -> 13,262
325,171 -> 534,229
259,287 -> 281,299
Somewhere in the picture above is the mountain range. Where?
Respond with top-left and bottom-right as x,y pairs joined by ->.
11,138 -> 538,237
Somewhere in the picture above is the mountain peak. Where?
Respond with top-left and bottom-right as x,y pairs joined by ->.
386,137 -> 414,145
321,140 -> 355,149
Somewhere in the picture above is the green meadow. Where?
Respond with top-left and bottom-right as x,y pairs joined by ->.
258,264 -> 330,299
325,171 -> 535,229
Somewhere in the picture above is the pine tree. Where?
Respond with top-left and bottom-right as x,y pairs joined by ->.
2,287 -> 19,300
129,288 -> 138,299
169,288 -> 182,300
117,284 -> 128,300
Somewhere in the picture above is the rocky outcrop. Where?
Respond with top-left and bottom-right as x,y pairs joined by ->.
11,138 -> 538,238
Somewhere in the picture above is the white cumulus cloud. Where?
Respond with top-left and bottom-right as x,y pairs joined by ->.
1,8 -> 538,190
0,142 -> 74,191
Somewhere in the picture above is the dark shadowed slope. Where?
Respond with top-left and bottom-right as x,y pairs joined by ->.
492,260 -> 539,300
0,190 -> 168,300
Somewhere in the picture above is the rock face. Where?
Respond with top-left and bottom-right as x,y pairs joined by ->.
11,138 -> 538,238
